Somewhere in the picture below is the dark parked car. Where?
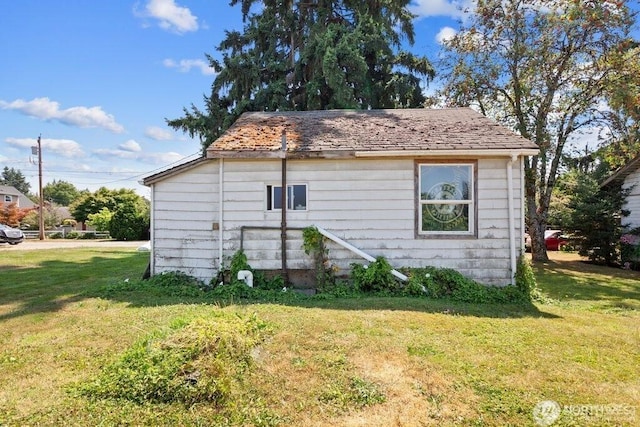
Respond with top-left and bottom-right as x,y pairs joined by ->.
0,223 -> 25,245
524,230 -> 568,251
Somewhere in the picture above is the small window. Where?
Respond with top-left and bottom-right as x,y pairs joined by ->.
4,195 -> 12,203
267,184 -> 307,211
418,164 -> 474,235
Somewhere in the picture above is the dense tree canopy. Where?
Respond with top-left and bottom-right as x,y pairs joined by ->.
168,0 -> 434,150
70,187 -> 149,240
438,0 -> 635,261
0,167 -> 31,196
70,187 -> 148,224
597,41 -> 640,169
43,180 -> 81,206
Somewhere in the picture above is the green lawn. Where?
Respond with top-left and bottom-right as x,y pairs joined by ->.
0,248 -> 638,426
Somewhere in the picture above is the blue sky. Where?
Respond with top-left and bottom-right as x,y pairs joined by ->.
0,0 -> 465,198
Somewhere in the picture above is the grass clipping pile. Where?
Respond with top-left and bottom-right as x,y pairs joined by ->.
74,313 -> 270,407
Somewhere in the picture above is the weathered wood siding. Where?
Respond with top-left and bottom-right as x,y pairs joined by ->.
623,168 -> 640,229
221,157 -> 525,285
150,160 -> 219,280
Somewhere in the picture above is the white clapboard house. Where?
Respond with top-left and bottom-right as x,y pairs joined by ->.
142,108 -> 538,286
602,153 -> 640,230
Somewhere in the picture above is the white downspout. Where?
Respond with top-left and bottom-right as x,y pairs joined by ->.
218,159 -> 224,271
507,155 -> 517,285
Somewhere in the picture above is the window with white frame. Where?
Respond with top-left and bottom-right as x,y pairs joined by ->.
4,195 -> 12,203
418,163 -> 474,234
266,184 -> 307,211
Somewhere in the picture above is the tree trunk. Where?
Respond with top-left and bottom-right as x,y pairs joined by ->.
525,163 -> 549,263
529,217 -> 549,262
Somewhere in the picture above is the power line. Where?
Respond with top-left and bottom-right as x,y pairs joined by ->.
8,151 -> 203,188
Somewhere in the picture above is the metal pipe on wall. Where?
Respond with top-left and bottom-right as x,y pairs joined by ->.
281,130 -> 288,284
218,159 -> 224,271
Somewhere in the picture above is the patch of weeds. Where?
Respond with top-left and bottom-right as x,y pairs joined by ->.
302,226 -> 336,291
93,271 -> 208,299
224,250 -> 287,291
407,344 -> 441,357
407,266 -> 530,304
314,351 -> 385,412
210,283 -> 304,304
320,376 -> 386,409
72,313 -> 271,407
472,380 -> 531,422
291,357 -> 306,368
149,271 -> 210,296
312,280 -> 360,299
351,257 -> 400,294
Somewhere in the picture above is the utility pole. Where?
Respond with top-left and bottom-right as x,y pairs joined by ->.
32,135 -> 45,240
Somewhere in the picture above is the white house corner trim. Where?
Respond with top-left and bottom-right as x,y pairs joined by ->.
149,184 -> 155,276
507,155 -> 517,285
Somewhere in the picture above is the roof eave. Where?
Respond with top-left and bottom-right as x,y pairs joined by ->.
207,148 -> 540,160
601,155 -> 640,188
206,150 -> 356,159
354,148 -> 539,158
141,157 -> 209,186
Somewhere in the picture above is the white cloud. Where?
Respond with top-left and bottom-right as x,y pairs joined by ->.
5,137 -> 85,158
0,97 -> 125,133
163,58 -> 216,75
119,139 -> 142,152
436,26 -> 457,44
145,126 -> 174,140
136,0 -> 199,34
93,148 -> 139,160
147,151 -> 185,164
409,0 -> 474,19
94,146 -> 185,165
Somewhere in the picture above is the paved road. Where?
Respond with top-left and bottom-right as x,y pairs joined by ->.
0,240 -> 148,251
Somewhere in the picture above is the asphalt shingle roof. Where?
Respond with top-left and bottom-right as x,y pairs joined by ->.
207,108 -> 538,158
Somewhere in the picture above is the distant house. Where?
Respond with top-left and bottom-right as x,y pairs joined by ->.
602,154 -> 640,230
0,185 -> 36,210
143,108 -> 538,286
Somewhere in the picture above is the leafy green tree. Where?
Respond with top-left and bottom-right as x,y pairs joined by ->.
109,203 -> 149,241
547,172 -> 575,231
43,180 -> 81,206
86,208 -> 113,232
598,41 -> 640,169
168,0 -> 434,150
0,167 -> 31,196
20,205 -> 61,230
70,187 -> 147,223
438,0 -> 635,262
70,187 -> 149,240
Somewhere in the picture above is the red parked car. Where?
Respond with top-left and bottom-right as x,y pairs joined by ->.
524,230 -> 568,251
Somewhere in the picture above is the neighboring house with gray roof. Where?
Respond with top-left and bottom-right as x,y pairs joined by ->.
143,108 -> 538,286
0,185 -> 36,210
602,153 -> 640,230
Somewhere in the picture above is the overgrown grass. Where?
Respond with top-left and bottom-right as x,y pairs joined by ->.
0,248 -> 638,426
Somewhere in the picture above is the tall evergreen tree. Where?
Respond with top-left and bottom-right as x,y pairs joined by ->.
0,167 -> 31,196
168,0 -> 434,150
